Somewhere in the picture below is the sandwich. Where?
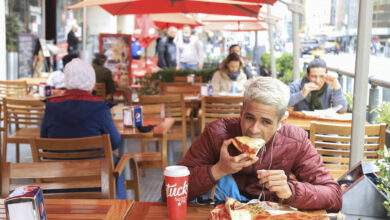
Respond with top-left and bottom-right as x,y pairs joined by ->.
231,136 -> 265,159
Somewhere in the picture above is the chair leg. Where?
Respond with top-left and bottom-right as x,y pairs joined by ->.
16,144 -> 20,163
155,141 -> 159,152
190,119 -> 195,144
130,158 -> 140,201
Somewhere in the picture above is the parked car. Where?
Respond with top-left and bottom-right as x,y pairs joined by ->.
324,40 -> 340,54
300,39 -> 320,56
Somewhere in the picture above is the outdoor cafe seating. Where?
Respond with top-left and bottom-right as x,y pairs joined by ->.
309,121 -> 387,180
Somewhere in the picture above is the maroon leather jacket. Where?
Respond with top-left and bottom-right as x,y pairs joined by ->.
162,117 -> 342,212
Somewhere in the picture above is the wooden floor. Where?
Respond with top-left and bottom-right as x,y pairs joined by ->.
9,138 -> 190,202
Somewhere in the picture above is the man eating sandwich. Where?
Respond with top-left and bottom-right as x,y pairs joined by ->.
161,77 -> 342,212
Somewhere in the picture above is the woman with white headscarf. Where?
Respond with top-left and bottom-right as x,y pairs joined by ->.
40,58 -> 125,199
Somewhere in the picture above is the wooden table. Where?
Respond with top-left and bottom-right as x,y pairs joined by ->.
125,202 -> 329,220
0,199 -> 134,220
126,202 -> 213,219
287,111 -> 354,130
115,117 -> 175,168
17,77 -> 47,87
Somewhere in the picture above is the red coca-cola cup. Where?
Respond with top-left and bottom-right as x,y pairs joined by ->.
164,165 -> 190,220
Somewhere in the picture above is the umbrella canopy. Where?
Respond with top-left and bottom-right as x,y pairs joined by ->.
151,13 -> 201,29
67,0 -> 266,17
133,14 -> 159,48
201,15 -> 266,31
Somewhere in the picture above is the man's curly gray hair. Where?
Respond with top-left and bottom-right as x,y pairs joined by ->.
243,77 -> 290,121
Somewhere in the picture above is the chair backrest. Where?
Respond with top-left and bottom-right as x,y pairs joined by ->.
30,134 -> 114,168
161,84 -> 201,96
173,75 -> 202,83
158,82 -> 192,94
309,121 -> 386,178
111,104 -> 164,119
201,96 -> 243,132
3,97 -> 45,132
1,158 -> 114,199
0,80 -> 28,98
139,94 -> 185,121
95,83 -> 106,99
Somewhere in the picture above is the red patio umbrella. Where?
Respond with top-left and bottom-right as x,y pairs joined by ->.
133,14 -> 159,48
67,0 -> 267,17
151,13 -> 202,29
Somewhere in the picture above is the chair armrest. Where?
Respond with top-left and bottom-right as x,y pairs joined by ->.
113,153 -> 132,178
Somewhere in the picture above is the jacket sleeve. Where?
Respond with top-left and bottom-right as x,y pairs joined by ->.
161,125 -> 219,201
288,80 -> 305,107
104,69 -> 116,95
285,136 -> 342,212
157,39 -> 168,69
243,60 -> 254,79
102,106 -> 122,150
211,71 -> 221,94
331,88 -> 348,112
196,40 -> 204,65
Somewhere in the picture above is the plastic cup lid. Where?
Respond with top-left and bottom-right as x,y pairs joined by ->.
164,165 -> 190,177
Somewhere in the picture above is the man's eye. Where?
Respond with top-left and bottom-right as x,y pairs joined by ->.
263,120 -> 272,125
246,116 -> 254,121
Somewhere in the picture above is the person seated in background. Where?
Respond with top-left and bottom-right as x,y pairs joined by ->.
40,58 -> 125,199
92,53 -> 116,99
288,58 -> 347,112
227,44 -> 254,79
161,77 -> 342,212
47,54 -> 78,90
211,53 -> 247,94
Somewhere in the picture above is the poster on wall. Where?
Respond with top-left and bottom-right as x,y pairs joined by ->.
18,34 -> 35,78
99,34 -> 132,87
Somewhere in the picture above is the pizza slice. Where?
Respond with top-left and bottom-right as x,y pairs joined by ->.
231,136 -> 265,159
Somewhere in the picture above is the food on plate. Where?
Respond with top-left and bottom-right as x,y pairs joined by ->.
231,136 -> 265,159
210,198 -> 264,220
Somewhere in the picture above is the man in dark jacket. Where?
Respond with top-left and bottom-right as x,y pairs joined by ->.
67,24 -> 80,55
157,26 -> 177,69
161,77 -> 342,212
92,53 -> 116,97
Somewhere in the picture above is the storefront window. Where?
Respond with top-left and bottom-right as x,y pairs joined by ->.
56,0 -> 83,43
6,0 -> 44,38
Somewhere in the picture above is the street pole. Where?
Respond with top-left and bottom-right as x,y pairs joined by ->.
267,4 -> 276,78
292,0 -> 300,80
350,0 -> 374,167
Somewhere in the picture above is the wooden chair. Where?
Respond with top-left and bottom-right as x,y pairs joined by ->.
2,97 -> 45,163
200,96 -> 243,132
309,121 -> 387,180
160,84 -> 201,142
29,134 -> 141,200
173,75 -> 202,83
1,159 -> 115,199
158,82 -> 192,95
139,95 -> 187,157
0,80 -> 28,98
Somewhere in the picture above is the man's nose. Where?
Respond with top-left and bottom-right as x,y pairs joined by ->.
248,122 -> 262,137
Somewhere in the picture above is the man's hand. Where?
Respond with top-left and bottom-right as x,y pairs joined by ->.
211,139 -> 258,181
325,73 -> 340,90
302,82 -> 320,97
257,170 -> 292,200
